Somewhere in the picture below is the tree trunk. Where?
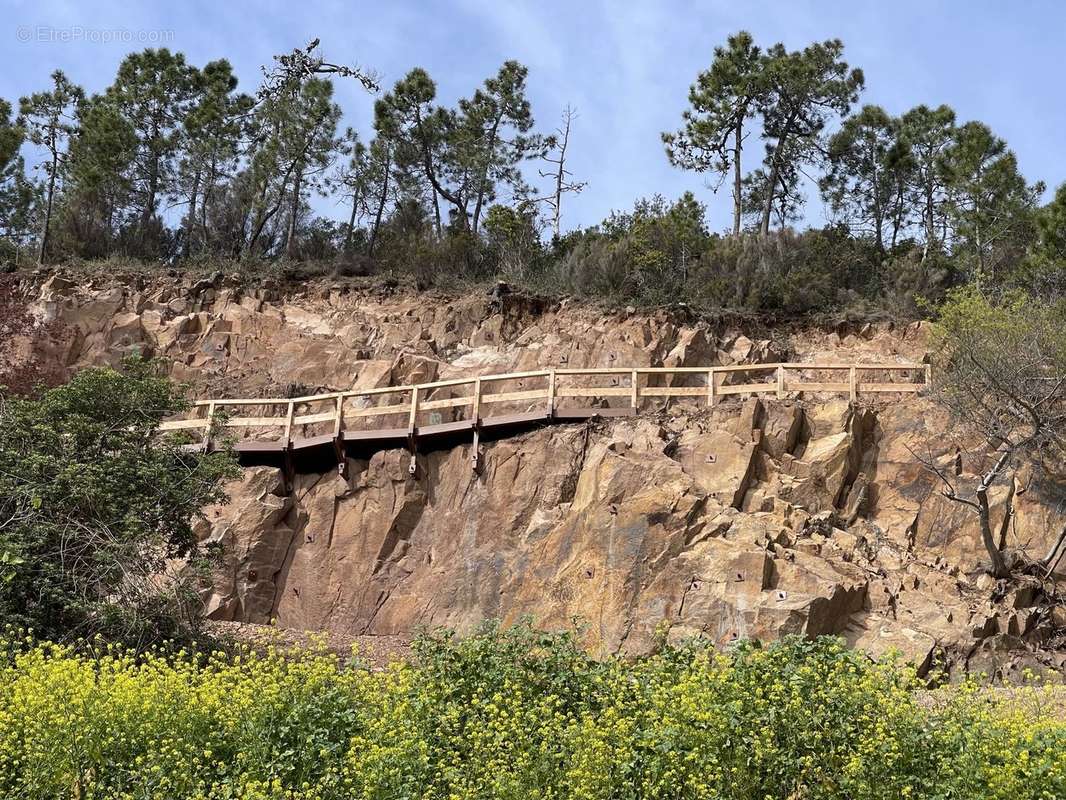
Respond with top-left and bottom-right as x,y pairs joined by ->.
550,108 -> 575,239
552,155 -> 563,241
244,179 -> 271,257
141,119 -> 161,247
38,146 -> 58,265
976,450 -> 1012,579
471,114 -> 503,234
732,121 -> 743,236
974,220 -> 986,286
105,194 -> 114,258
430,190 -> 442,238
414,109 -> 466,233
199,150 -> 220,252
760,159 -> 779,236
344,184 -> 361,254
1044,524 -> 1066,577
368,149 -> 391,258
872,165 -> 884,254
285,167 -> 303,258
184,167 -> 201,258
891,182 -> 905,250
247,174 -> 292,257
760,106 -> 800,236
921,179 -> 936,262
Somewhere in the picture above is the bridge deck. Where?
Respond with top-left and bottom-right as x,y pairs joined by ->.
162,362 -> 929,474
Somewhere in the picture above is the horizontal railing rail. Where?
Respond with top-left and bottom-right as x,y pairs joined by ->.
159,362 -> 929,454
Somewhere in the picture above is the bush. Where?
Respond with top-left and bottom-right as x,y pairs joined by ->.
0,358 -> 239,645
0,626 -> 1062,798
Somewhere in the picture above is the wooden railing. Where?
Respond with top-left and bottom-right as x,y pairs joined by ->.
160,362 -> 930,453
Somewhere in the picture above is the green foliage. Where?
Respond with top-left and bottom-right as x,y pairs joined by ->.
0,358 -> 239,645
556,200 -> 894,315
664,32 -> 863,237
2,37 -> 1061,316
0,627 -> 1063,798
820,104 -> 908,251
930,286 -> 1066,459
0,98 -> 37,259
17,70 -> 84,263
458,60 -> 538,233
940,122 -> 1043,284
245,76 -> 342,258
662,31 -> 763,234
61,94 -> 138,258
374,61 -> 539,242
106,48 -> 199,254
1021,182 -> 1066,296
178,59 -> 253,257
899,103 -> 957,251
751,38 -> 864,234
483,203 -> 543,280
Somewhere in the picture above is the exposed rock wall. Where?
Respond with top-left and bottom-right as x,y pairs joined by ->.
19,271 -> 1066,677
195,396 -> 1066,677
28,271 -> 926,400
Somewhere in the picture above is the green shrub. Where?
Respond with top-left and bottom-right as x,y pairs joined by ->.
0,626 -> 1062,799
0,358 -> 239,646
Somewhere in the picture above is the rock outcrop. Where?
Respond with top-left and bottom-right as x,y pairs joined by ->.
17,270 -> 1066,677
195,394 -> 1066,677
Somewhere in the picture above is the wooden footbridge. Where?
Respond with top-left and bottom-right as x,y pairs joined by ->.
160,362 -> 929,476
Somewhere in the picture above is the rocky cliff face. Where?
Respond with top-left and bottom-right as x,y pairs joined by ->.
20,271 -> 1066,677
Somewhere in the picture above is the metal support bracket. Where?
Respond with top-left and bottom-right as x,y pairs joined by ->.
471,426 -> 482,474
283,448 -> 295,495
333,436 -> 348,479
406,421 -> 418,477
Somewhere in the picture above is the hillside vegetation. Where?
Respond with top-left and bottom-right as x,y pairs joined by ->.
1,627 -> 1063,799
1,36 -> 1063,318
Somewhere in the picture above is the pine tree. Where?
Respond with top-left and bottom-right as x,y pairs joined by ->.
18,71 -> 84,263
899,104 -> 956,259
106,49 -> 198,253
0,99 -> 37,262
663,31 -> 764,235
459,61 -> 537,233
755,39 -> 864,234
820,105 -> 899,252
244,77 -> 340,257
335,128 -> 371,253
941,121 -> 1042,284
377,69 -> 454,235
63,95 -> 137,257
178,59 -> 252,256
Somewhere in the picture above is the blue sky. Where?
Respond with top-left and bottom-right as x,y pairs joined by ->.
4,0 -> 1064,234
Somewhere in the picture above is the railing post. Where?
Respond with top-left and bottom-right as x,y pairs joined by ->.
203,401 -> 216,452
547,369 -> 556,417
924,364 -> 932,388
333,394 -> 344,437
408,386 -> 420,433
776,365 -> 785,399
630,369 -> 639,411
470,379 -> 483,473
406,387 -> 420,477
333,394 -> 347,478
472,378 -> 482,423
848,367 -> 857,403
283,401 -> 295,446
707,368 -> 717,407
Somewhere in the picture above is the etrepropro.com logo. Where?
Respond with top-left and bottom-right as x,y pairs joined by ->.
16,26 -> 175,44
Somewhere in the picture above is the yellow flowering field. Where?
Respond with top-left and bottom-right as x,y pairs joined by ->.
0,626 -> 1062,799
